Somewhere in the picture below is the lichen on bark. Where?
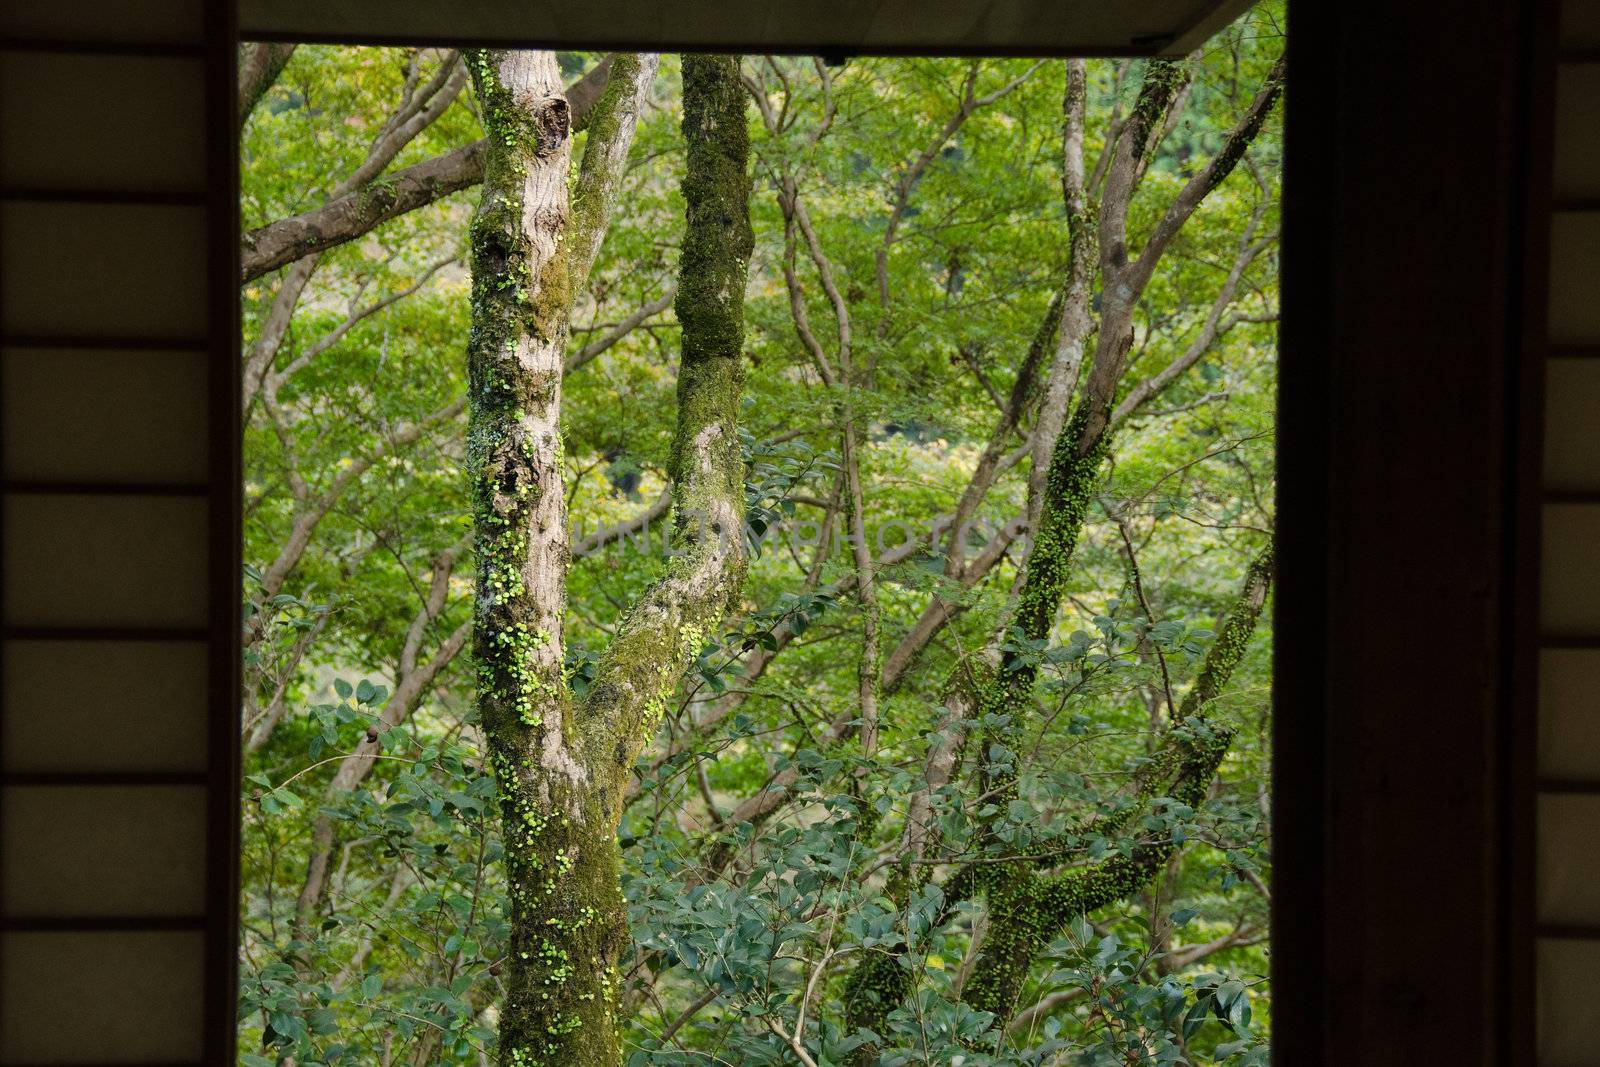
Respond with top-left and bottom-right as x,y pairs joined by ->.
467,47 -> 612,1067
467,49 -> 751,1067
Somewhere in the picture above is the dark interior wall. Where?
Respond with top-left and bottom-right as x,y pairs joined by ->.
1275,1 -> 1554,1065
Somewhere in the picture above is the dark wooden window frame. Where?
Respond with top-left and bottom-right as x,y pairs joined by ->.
1275,3 -> 1556,1065
224,4 -> 1567,1064
2,0 -> 1562,1062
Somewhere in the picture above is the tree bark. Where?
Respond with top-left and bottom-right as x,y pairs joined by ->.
468,50 -> 748,1067
238,42 -> 296,131
961,547 -> 1273,1021
242,59 -> 615,283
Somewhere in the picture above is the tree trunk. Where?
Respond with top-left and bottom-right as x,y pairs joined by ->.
238,42 -> 296,130
467,50 -> 749,1067
961,546 -> 1274,1022
467,49 -> 600,1065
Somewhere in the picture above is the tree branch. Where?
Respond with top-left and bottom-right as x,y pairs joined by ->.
1112,205 -> 1275,424
579,54 -> 753,795
254,396 -> 465,606
565,53 -> 661,287
270,254 -> 459,392
572,489 -> 672,556
874,60 -> 1042,347
241,57 -> 615,283
1123,56 -> 1285,301
565,286 -> 676,373
238,42 -> 297,131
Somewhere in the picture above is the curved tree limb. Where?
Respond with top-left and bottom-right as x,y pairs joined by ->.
565,286 -> 677,373
238,42 -> 297,131
961,545 -> 1273,1021
241,58 -> 615,283
242,51 -> 466,410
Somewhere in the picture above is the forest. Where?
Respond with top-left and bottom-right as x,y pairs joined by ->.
237,8 -> 1282,1064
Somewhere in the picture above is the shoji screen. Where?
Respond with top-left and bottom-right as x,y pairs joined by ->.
1539,1 -> 1600,1063
0,1 -> 238,1064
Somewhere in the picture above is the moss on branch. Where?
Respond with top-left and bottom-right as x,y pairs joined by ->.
581,54 -> 753,794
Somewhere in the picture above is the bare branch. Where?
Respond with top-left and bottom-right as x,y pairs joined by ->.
254,396 -> 465,606
293,531 -> 475,920
271,255 -> 459,390
243,52 -> 466,406
1109,503 -> 1176,721
565,286 -> 676,373
243,141 -> 485,284
783,181 -> 882,751
1099,58 -> 1191,270
1112,207 -> 1275,424
345,51 -> 467,195
875,60 -> 1042,341
572,489 -> 672,556
1028,58 -> 1098,529
243,255 -> 318,409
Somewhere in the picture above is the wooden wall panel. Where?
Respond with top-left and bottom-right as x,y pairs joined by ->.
0,640 -> 209,773
1536,4 -> 1600,1063
0,203 -> 208,339
1,495 -> 210,628
1555,65 -> 1600,197
1273,0 -> 1548,1063
1537,794 -> 1600,924
1,785 -> 207,916
1564,0 -> 1600,49
0,931 -> 205,1063
0,1 -> 1567,1064
1540,504 -> 1600,636
0,52 -> 207,193
1,347 -> 210,484
1544,359 -> 1600,491
0,0 -> 204,44
1537,938 -> 1600,1067
1539,649 -> 1600,779
0,0 -> 238,1062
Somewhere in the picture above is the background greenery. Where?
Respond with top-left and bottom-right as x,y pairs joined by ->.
239,15 -> 1280,1063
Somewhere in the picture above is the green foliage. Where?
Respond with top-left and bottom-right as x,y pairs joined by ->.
241,14 -> 1281,1064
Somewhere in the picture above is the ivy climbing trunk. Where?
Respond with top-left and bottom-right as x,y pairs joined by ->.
468,49 -> 749,1067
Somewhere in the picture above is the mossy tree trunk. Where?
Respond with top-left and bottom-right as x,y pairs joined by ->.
843,54 -> 1283,1048
961,547 -> 1273,1021
956,52 -> 1281,1028
466,49 -> 750,1067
